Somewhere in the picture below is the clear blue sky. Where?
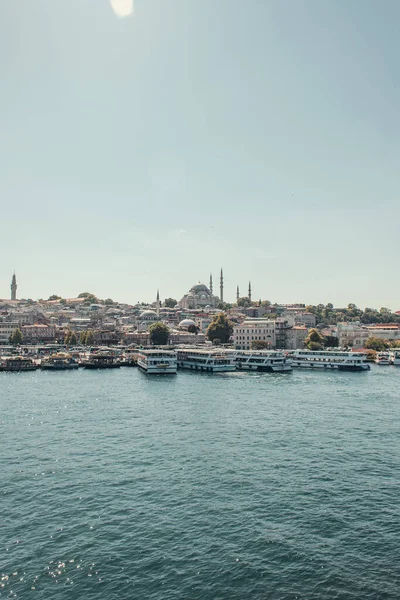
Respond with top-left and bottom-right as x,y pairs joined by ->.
1,0 -> 399,308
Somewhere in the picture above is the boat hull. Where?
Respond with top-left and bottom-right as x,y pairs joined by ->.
178,362 -> 236,373
237,364 -> 292,372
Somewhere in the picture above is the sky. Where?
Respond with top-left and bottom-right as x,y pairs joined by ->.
1,0 -> 399,308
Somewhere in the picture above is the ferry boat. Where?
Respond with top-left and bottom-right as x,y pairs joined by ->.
290,350 -> 370,371
83,351 -> 121,369
41,352 -> 79,370
389,349 -> 400,365
177,347 -> 236,373
0,356 -> 38,372
374,352 -> 391,365
235,350 -> 292,372
137,349 -> 177,374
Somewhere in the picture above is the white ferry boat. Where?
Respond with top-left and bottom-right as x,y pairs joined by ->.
375,352 -> 391,365
137,349 -> 177,374
177,347 -> 236,373
41,352 -> 79,370
291,350 -> 370,371
235,350 -> 292,372
389,349 -> 400,365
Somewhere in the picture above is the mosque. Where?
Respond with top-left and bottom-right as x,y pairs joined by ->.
178,270 -> 223,310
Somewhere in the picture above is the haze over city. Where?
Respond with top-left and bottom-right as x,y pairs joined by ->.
1,0 -> 399,307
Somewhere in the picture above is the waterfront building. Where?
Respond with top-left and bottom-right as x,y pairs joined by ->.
336,323 -> 369,348
233,319 -> 276,350
0,322 -> 20,344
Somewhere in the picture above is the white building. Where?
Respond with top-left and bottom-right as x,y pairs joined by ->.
336,323 -> 370,348
233,319 -> 276,350
0,322 -> 20,343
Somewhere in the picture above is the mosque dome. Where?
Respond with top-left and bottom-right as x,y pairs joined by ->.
179,318 -> 196,330
139,310 -> 158,319
190,283 -> 211,295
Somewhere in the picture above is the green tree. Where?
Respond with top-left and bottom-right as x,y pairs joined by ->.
187,324 -> 199,334
308,341 -> 323,351
206,313 -> 234,344
85,330 -> 95,346
304,328 -> 325,349
212,338 -> 221,346
80,331 -> 87,345
64,329 -> 72,345
103,298 -> 115,306
364,337 -> 389,352
237,297 -> 251,308
48,295 -> 61,301
164,298 -> 177,308
69,332 -> 77,345
10,328 -> 23,345
149,322 -> 170,345
324,335 -> 339,348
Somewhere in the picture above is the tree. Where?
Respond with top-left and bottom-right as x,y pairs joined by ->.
304,328 -> 325,350
364,337 -> 389,352
206,313 -> 234,344
149,322 -> 170,345
80,331 -> 87,345
164,298 -> 177,308
212,338 -> 221,346
64,329 -> 77,346
237,297 -> 251,308
324,335 -> 339,348
48,295 -> 61,301
60,298 -> 67,305
308,341 -> 323,351
103,298 -> 115,306
10,329 -> 23,345
85,330 -> 95,346
251,340 -> 271,350
187,324 -> 199,334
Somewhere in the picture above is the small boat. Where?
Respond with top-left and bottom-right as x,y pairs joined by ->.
0,356 -> 38,372
83,351 -> 121,369
41,352 -> 79,370
375,352 -> 391,365
389,349 -> 400,365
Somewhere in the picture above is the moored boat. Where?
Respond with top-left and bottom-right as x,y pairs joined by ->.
389,349 -> 400,365
83,351 -> 121,369
41,352 -> 79,370
235,350 -> 292,372
291,350 -> 370,371
0,356 -> 38,372
177,347 -> 236,373
375,352 -> 391,365
137,349 -> 177,374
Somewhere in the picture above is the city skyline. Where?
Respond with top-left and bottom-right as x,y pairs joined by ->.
1,1 -> 400,307
1,270 -> 399,312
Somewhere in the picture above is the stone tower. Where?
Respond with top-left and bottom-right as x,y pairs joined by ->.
220,268 -> 224,303
248,281 -> 252,303
236,285 -> 240,303
11,272 -> 17,301
156,289 -> 160,317
209,273 -> 213,295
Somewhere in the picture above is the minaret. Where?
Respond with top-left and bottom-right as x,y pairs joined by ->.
209,273 -> 213,294
248,281 -> 252,303
156,289 -> 160,317
220,268 -> 224,303
236,285 -> 240,303
11,272 -> 17,301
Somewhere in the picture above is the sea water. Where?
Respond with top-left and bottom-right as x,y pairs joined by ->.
1,366 -> 399,599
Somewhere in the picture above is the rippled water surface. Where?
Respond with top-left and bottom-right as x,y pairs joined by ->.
1,366 -> 400,599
